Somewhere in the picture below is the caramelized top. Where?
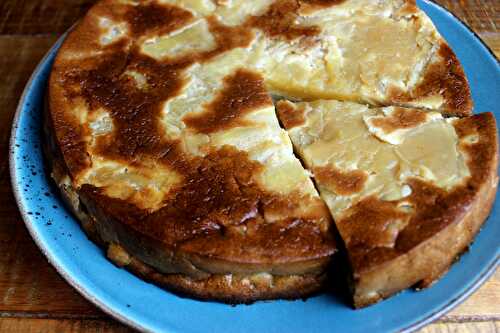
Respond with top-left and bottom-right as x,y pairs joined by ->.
346,148 -> 496,273
184,69 -> 272,134
124,2 -> 194,36
59,8 -> 255,169
369,107 -> 427,134
418,44 -> 473,114
246,0 -> 321,40
389,43 -> 472,116
338,196 -> 409,249
49,0 -> 477,271
276,100 -> 307,129
313,166 -> 368,196
69,47 -> 186,163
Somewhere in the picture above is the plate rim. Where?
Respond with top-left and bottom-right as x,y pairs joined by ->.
8,2 -> 499,332
8,34 -> 149,333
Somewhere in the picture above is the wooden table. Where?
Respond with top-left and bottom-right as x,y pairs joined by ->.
0,1 -> 498,332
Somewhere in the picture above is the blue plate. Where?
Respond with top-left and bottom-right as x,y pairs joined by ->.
9,1 -> 500,332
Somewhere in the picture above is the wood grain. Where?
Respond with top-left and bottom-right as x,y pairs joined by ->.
0,318 -> 133,333
420,321 -> 500,333
436,0 -> 499,33
0,0 -> 95,35
437,0 -> 500,57
0,36 -> 55,160
0,319 -> 499,333
0,1 -> 497,332
446,269 -> 500,322
0,35 -> 102,319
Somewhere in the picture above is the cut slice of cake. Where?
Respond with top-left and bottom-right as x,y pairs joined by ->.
277,99 -> 498,307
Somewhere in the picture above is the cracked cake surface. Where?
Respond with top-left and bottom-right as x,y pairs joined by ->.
46,0 -> 495,306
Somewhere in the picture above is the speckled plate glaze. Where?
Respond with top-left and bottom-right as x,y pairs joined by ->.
9,1 -> 500,332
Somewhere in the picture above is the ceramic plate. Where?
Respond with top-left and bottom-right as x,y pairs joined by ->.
9,1 -> 500,332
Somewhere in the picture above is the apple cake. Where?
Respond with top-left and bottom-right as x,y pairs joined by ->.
45,0 -> 497,306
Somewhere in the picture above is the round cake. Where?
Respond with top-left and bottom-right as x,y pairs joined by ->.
46,0 -> 497,306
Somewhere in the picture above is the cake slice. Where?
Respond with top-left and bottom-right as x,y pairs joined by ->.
277,99 -> 498,307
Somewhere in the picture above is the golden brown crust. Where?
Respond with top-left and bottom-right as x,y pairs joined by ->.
351,113 -> 498,275
249,0 -> 348,40
48,67 -> 91,177
46,2 -> 338,305
276,100 -> 307,129
351,113 -> 498,307
55,24 -> 254,166
370,107 -> 427,133
354,172 -> 497,307
75,147 -> 335,266
183,69 -> 273,134
246,0 -> 320,40
337,196 -> 409,251
125,254 -> 327,304
313,167 -> 368,196
124,2 -> 195,37
43,129 -> 332,302
389,43 -> 473,116
48,1 -> 256,172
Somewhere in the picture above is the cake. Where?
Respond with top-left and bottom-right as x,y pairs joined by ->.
45,0 -> 496,306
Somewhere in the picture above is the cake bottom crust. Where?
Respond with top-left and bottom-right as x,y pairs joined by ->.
54,166 -> 327,304
109,242 -> 327,304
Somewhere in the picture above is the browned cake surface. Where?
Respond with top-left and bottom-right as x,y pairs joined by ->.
346,114 -> 497,273
388,43 -> 472,116
46,0 -> 489,305
47,0 -> 342,302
